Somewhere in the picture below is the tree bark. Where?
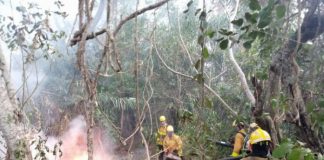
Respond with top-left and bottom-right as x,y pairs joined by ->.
0,45 -> 32,159
228,0 -> 256,106
258,3 -> 324,151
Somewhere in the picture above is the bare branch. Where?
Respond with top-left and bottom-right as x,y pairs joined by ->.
70,0 -> 170,46
140,130 -> 150,160
113,0 -> 169,36
153,33 -> 238,116
226,0 -> 256,105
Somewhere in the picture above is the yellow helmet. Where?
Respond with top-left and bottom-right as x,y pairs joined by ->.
167,125 -> 174,132
159,116 -> 166,122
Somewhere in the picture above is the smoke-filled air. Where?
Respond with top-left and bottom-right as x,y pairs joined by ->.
0,0 -> 324,160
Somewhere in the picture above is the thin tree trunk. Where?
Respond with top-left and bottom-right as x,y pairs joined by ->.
0,45 -> 32,160
227,0 -> 256,106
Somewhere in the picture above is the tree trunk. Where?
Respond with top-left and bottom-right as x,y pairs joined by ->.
0,46 -> 32,159
258,8 -> 324,152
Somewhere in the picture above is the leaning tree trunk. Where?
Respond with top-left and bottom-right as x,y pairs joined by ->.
0,46 -> 32,159
255,2 -> 324,152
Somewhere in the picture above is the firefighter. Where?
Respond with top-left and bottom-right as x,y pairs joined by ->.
156,115 -> 168,160
163,125 -> 184,160
231,121 -> 246,157
244,123 -> 271,160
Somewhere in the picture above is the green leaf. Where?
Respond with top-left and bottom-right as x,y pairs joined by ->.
258,0 -> 275,28
204,97 -> 213,108
16,6 -> 27,12
243,40 -> 253,49
194,74 -> 204,84
187,0 -> 193,7
245,12 -> 258,24
256,70 -> 268,80
183,9 -> 189,13
249,0 -> 261,11
306,102 -> 315,113
216,37 -> 224,42
240,25 -> 250,32
218,29 -> 234,36
276,5 -> 286,19
202,47 -> 209,58
205,29 -> 216,38
199,11 -> 207,21
287,148 -> 304,160
258,30 -> 266,38
198,35 -> 204,46
258,16 -> 272,28
195,8 -> 202,16
231,18 -> 244,27
219,39 -> 229,50
272,142 -> 293,158
305,153 -> 315,160
318,98 -> 324,108
271,99 -> 278,107
194,60 -> 201,70
248,30 -> 258,40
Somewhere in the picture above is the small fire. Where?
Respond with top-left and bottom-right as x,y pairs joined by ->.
60,115 -> 113,160
44,115 -> 114,160
72,153 -> 87,160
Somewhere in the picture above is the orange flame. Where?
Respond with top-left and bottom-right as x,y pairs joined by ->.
58,116 -> 114,160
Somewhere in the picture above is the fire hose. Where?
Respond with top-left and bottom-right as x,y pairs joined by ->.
213,140 -> 234,148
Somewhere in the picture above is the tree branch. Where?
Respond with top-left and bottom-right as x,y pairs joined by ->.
70,0 -> 170,46
226,0 -> 256,105
153,33 -> 238,116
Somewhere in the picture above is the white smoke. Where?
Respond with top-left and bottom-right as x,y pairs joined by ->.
29,115 -> 115,160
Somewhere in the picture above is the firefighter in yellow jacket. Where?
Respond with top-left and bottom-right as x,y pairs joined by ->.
156,116 -> 168,160
244,123 -> 271,160
163,125 -> 184,160
231,122 -> 246,157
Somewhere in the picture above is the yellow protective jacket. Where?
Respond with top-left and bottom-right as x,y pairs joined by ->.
231,129 -> 246,157
156,125 -> 167,145
163,134 -> 183,156
249,127 -> 271,145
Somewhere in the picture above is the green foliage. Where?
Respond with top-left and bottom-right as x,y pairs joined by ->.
195,59 -> 201,70
2,0 -> 321,159
198,35 -> 204,46
219,39 -> 229,50
204,97 -> 213,108
249,0 -> 261,11
245,12 -> 258,24
257,0 -> 275,28
14,140 -> 28,159
272,139 -> 319,160
0,1 -> 66,61
276,5 -> 286,19
231,18 -> 244,27
31,137 -> 63,159
193,73 -> 204,84
205,29 -> 216,38
319,98 -> 324,108
272,141 -> 294,158
202,47 -> 209,58
243,40 -> 253,49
